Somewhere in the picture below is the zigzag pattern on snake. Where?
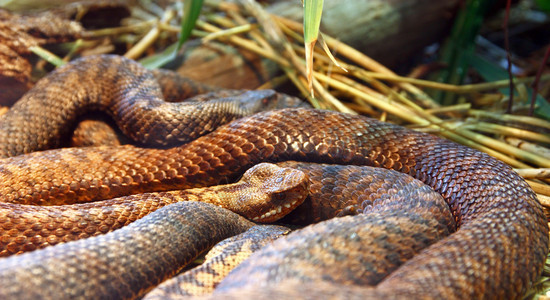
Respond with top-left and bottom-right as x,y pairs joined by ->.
0,55 -> 547,299
143,224 -> 292,298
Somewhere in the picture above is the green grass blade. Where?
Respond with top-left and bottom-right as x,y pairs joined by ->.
303,0 -> 323,44
176,0 -> 204,52
139,42 -> 179,69
29,46 -> 65,67
303,0 -> 324,95
430,0 -> 492,105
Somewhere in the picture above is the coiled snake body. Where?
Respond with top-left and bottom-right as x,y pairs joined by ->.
0,55 -> 547,299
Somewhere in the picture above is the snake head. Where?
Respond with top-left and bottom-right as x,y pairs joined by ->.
237,163 -> 309,223
236,90 -> 309,114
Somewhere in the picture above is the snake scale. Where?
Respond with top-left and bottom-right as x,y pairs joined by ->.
0,55 -> 547,299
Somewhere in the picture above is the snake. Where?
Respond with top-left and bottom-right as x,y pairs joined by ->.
0,201 -> 259,299
0,55 -> 547,299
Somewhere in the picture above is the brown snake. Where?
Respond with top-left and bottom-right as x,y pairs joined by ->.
0,55 -> 547,299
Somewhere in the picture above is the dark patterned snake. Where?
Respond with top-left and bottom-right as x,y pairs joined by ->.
0,55 -> 547,299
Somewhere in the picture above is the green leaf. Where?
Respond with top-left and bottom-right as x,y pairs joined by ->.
467,53 -> 508,82
535,0 -> 550,12
534,94 -> 550,120
303,0 -> 323,44
303,0 -> 324,95
176,0 -> 204,52
139,42 -> 179,69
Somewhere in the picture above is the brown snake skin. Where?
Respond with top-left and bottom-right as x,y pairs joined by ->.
0,161 -> 451,299
0,55 -> 547,299
68,89 -> 261,148
211,163 -> 456,297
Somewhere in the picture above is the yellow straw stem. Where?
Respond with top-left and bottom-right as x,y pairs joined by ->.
527,180 -> 550,197
473,122 -> 550,144
515,168 -> 550,179
125,9 -> 175,59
